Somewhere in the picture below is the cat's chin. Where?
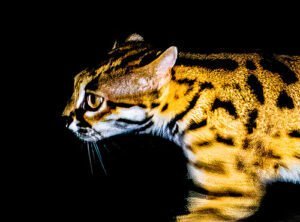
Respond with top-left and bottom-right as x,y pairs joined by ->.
78,136 -> 100,142
73,131 -> 102,142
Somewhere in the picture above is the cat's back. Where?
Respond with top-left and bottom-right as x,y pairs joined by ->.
177,51 -> 300,105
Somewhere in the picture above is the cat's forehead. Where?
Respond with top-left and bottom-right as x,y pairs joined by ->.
95,42 -> 160,75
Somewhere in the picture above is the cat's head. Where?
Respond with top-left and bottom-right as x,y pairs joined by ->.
62,34 -> 177,141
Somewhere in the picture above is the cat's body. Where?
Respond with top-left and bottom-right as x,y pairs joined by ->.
63,34 -> 300,221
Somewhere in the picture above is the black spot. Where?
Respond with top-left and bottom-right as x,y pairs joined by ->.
171,70 -> 176,80
294,154 -> 300,159
274,163 -> 279,169
216,134 -> 234,146
260,55 -> 298,85
234,84 -> 241,90
263,150 -> 281,159
277,91 -> 294,109
168,94 -> 199,130
193,161 -> 226,174
175,78 -> 195,86
243,139 -> 250,149
289,130 -> 300,138
107,101 -> 146,109
177,58 -> 239,71
246,109 -> 258,134
211,98 -> 238,118
137,104 -> 147,108
200,82 -> 214,90
184,86 -> 194,96
236,159 -> 245,171
188,119 -> 207,130
151,103 -> 160,108
246,60 -> 257,70
197,141 -> 211,147
247,74 -> 265,104
253,162 -> 261,167
161,103 -> 169,112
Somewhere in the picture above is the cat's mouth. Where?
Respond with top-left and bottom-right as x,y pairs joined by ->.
73,128 -> 102,142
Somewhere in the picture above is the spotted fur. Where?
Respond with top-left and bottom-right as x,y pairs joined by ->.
63,34 -> 300,221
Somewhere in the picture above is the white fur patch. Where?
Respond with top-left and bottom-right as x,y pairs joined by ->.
76,86 -> 85,108
117,106 -> 146,121
278,165 -> 300,184
187,163 -> 204,185
68,120 -> 79,132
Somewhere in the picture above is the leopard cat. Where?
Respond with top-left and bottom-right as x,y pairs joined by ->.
63,34 -> 300,221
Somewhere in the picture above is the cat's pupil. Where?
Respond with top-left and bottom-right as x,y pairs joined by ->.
90,94 -> 96,104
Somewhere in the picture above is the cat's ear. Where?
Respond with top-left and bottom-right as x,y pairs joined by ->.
101,46 -> 178,98
146,46 -> 178,89
125,33 -> 144,42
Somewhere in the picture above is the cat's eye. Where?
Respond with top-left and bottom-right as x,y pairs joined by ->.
85,93 -> 104,111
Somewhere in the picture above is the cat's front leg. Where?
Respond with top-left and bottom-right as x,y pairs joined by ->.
177,147 -> 265,221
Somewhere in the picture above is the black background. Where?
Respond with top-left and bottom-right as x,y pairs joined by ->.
10,4 -> 300,222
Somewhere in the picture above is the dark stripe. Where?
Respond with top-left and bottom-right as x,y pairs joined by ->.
211,98 -> 238,118
260,55 -> 298,85
151,103 -> 160,108
74,109 -> 91,128
108,42 -> 146,58
175,78 -> 195,86
171,123 -> 179,135
190,184 -> 245,198
117,116 -> 153,125
197,141 -> 211,147
168,94 -> 199,130
109,47 -> 135,60
247,74 -> 265,104
216,134 -> 234,146
289,130 -> 300,138
120,49 -> 148,64
177,58 -> 239,71
195,208 -> 234,221
262,150 -> 281,159
242,139 -> 250,149
109,49 -> 148,71
200,82 -> 214,90
138,50 -> 161,66
85,77 -> 99,91
294,154 -> 300,159
188,119 -> 207,130
276,90 -> 294,109
107,101 -> 146,109
246,60 -> 257,70
193,161 -> 226,174
138,120 -> 154,132
246,109 -> 258,134
161,103 -> 168,112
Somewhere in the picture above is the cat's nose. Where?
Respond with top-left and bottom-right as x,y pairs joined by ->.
62,115 -> 73,128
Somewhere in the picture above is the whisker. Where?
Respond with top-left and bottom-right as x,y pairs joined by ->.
87,142 -> 94,175
92,142 -> 107,175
